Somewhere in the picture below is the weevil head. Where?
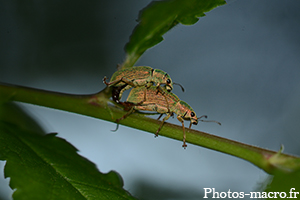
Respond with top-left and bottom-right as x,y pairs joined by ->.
152,69 -> 173,92
178,101 -> 198,125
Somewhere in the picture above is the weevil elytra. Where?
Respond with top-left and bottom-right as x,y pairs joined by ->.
103,66 -> 184,101
115,86 -> 202,148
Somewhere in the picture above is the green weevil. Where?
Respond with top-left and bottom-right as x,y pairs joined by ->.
115,86 -> 218,148
103,66 -> 184,101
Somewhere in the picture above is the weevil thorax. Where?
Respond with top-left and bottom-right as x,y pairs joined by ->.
176,101 -> 198,125
152,69 -> 173,92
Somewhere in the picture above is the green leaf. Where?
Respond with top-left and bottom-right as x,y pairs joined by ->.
122,0 -> 226,68
0,103 -> 136,200
264,169 -> 300,199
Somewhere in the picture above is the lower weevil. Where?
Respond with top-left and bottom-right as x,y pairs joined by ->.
114,86 -> 220,148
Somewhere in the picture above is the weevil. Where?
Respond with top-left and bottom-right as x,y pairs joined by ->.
114,86 -> 217,148
103,66 -> 184,101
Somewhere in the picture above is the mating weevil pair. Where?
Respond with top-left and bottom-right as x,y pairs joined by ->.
103,66 -> 220,148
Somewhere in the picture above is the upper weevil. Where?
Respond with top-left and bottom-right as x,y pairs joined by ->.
103,66 -> 184,102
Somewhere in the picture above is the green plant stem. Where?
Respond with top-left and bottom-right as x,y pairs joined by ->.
120,53 -> 141,69
0,82 -> 299,174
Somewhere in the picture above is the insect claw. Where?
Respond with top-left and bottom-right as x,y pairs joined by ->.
111,123 -> 119,132
103,76 -> 110,86
182,143 -> 187,149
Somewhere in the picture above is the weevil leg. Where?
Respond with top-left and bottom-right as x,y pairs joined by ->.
181,121 -> 187,149
155,113 -> 172,137
157,113 -> 163,120
103,76 -> 109,85
112,97 -> 147,132
112,107 -> 135,132
189,122 -> 192,129
103,76 -> 120,86
157,112 -> 173,120
104,77 -> 137,87
156,85 -> 171,113
177,116 -> 187,149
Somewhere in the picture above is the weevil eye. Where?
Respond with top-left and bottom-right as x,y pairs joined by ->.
191,112 -> 195,117
166,79 -> 171,84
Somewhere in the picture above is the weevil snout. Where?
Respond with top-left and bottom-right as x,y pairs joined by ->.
165,85 -> 173,92
189,115 -> 198,128
191,119 -> 198,126
189,120 -> 198,129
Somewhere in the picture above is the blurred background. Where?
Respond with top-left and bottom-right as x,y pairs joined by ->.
1,0 -> 300,199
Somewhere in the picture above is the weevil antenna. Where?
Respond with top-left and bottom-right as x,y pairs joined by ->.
199,119 -> 221,126
173,82 -> 185,92
198,115 -> 221,126
197,115 -> 208,120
